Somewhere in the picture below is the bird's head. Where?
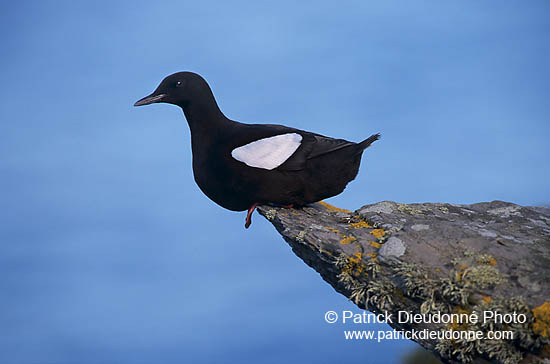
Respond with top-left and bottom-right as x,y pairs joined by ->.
134,72 -> 210,108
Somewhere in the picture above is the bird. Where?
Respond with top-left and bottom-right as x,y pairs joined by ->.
134,72 -> 380,228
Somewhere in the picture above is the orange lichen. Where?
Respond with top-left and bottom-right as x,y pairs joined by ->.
448,307 -> 471,331
319,201 -> 352,213
460,264 -> 467,270
532,302 -> 550,337
370,241 -> 382,248
340,235 -> 357,245
482,296 -> 492,304
349,252 -> 363,264
370,228 -> 385,238
340,252 -> 365,277
489,257 -> 497,266
350,220 -> 371,229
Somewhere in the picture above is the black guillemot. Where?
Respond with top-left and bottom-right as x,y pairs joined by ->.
134,72 -> 380,228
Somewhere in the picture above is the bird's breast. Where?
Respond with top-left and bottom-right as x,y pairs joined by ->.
190,146 -> 253,211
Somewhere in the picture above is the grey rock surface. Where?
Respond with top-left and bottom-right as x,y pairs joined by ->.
258,200 -> 550,364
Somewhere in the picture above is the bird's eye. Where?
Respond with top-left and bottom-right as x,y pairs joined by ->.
176,81 -> 183,88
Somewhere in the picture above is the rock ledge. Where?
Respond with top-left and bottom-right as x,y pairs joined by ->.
258,201 -> 550,364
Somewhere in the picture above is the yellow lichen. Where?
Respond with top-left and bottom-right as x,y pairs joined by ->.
370,228 -> 385,238
460,264 -> 467,270
264,209 -> 277,221
532,302 -> 550,338
295,231 -> 306,242
461,265 -> 506,288
325,226 -> 339,233
366,252 -> 377,258
340,235 -> 357,245
319,201 -> 352,213
476,254 -> 497,266
370,241 -> 382,248
397,203 -> 424,214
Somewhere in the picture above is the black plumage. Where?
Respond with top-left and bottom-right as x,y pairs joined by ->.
134,72 -> 380,228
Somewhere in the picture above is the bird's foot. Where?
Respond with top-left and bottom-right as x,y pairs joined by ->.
245,202 -> 260,229
245,203 -> 294,228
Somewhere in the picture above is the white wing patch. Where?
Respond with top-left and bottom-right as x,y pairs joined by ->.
231,133 -> 302,170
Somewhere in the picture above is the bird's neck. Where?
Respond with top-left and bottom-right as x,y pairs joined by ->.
181,92 -> 230,137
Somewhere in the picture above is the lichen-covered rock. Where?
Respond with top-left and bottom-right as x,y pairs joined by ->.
258,200 -> 550,364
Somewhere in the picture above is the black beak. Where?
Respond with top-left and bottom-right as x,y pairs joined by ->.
134,93 -> 167,107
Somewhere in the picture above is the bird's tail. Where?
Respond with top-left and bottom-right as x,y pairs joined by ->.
358,133 -> 381,151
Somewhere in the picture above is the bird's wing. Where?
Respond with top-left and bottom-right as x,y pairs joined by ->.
228,123 -> 356,172
231,133 -> 303,170
279,133 -> 356,171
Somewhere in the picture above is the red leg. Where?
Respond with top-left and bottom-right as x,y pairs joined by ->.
245,202 -> 260,229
